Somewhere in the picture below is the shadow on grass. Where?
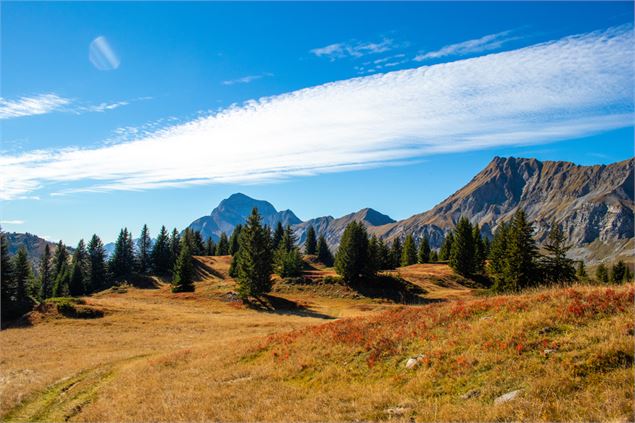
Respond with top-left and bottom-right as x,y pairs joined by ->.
245,294 -> 335,320
194,259 -> 226,280
348,275 -> 441,305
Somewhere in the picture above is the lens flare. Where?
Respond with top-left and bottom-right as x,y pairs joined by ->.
89,36 -> 120,71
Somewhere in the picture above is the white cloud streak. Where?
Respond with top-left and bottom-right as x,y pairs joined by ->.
0,220 -> 25,225
311,38 -> 396,60
0,94 -> 71,119
1,25 -> 633,200
222,73 -> 273,86
415,29 -> 521,62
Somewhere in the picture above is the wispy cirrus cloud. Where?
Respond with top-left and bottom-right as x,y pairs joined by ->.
0,220 -> 25,225
311,38 -> 396,61
0,94 -> 71,119
222,73 -> 273,86
414,29 -> 521,62
1,25 -> 633,200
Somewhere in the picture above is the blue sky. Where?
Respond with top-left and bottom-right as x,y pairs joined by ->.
1,2 -> 633,245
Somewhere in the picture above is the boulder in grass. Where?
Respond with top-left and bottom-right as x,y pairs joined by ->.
494,389 -> 523,405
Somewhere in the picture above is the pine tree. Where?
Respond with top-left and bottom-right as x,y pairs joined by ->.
280,225 -> 296,252
69,239 -> 88,296
335,222 -> 373,283
624,266 -> 633,282
229,225 -> 243,256
216,232 -> 229,256
610,261 -> 628,284
418,235 -> 431,264
503,209 -> 538,291
52,240 -> 69,281
304,226 -> 317,255
151,226 -> 171,275
377,237 -> 392,270
487,222 -> 510,290
52,262 -> 70,297
169,228 -> 181,269
192,230 -> 205,255
38,244 -> 53,299
271,222 -> 285,251
401,234 -> 417,267
472,224 -> 485,274
541,221 -> 575,284
137,224 -> 152,274
171,241 -> 195,293
430,250 -> 439,263
368,235 -> 380,275
205,237 -> 216,256
438,232 -> 454,261
110,228 -> 135,280
10,247 -> 34,317
274,225 -> 302,277
1,232 -> 15,320
595,263 -> 609,283
87,234 -> 108,292
576,261 -> 587,280
390,238 -> 402,269
235,208 -> 273,298
316,235 -> 334,267
449,217 -> 475,277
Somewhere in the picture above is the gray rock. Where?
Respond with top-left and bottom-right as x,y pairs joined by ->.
405,354 -> 425,370
494,389 -> 523,405
460,389 -> 481,400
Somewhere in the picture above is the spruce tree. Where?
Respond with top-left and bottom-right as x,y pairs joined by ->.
401,234 -> 417,267
304,226 -> 317,255
271,222 -> 284,251
151,226 -> 171,275
390,238 -> 402,269
418,235 -> 431,264
576,261 -> 587,280
39,244 -> 53,299
472,224 -> 485,274
87,234 -> 108,292
274,225 -> 302,277
377,237 -> 391,270
10,247 -> 34,317
335,222 -> 373,283
610,261 -> 628,284
110,228 -> 134,280
541,221 -> 575,284
192,230 -> 205,255
449,217 -> 475,277
169,228 -> 181,268
487,222 -> 510,290
1,232 -> 15,320
235,208 -> 273,298
205,237 -> 216,256
368,235 -> 380,275
69,239 -> 88,296
229,225 -> 243,256
430,250 -> 439,263
171,241 -> 195,293
624,266 -> 633,282
216,232 -> 229,256
503,209 -> 538,291
52,262 -> 71,297
52,240 -> 69,281
316,235 -> 334,267
438,232 -> 454,261
137,224 -> 152,274
595,263 -> 609,283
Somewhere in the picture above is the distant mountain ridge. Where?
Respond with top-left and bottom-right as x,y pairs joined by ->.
185,157 -> 633,263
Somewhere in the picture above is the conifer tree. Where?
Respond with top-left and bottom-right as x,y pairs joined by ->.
235,208 -> 273,298
316,235 -> 334,267
335,222 -> 373,283
390,238 -> 402,269
576,261 -> 587,280
216,232 -> 229,255
271,222 -> 285,251
595,263 -> 609,283
368,235 -> 380,275
69,239 -> 88,296
192,230 -> 205,255
377,237 -> 391,270
624,266 -> 633,282
274,225 -> 302,277
449,217 -> 475,277
503,209 -> 538,291
205,237 -> 216,256
10,246 -> 34,317
137,224 -> 152,274
1,233 -> 15,320
39,244 -> 53,299
438,232 -> 454,261
169,228 -> 181,268
430,250 -> 439,263
109,228 -> 135,280
610,261 -> 628,284
52,240 -> 69,281
472,224 -> 486,274
418,235 -> 431,264
151,226 -> 171,275
487,222 -> 510,289
171,241 -> 194,293
541,221 -> 575,284
229,225 -> 243,256
87,234 -> 108,292
401,234 -> 417,267
304,225 -> 317,255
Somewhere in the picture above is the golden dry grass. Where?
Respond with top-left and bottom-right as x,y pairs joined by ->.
1,257 -> 631,422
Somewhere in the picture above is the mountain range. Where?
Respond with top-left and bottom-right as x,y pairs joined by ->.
186,156 -> 634,263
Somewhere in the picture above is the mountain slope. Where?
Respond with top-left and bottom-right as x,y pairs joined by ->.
188,193 -> 301,241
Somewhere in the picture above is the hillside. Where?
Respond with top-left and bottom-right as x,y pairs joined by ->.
2,232 -> 71,269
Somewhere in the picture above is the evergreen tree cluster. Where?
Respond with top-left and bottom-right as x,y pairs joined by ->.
595,261 -> 633,284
